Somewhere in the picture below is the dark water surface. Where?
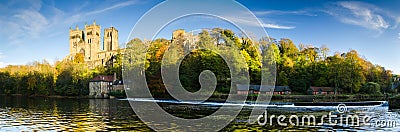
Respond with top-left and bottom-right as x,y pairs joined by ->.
1,96 -> 400,131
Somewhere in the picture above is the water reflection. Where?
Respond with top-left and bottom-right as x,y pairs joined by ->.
0,96 -> 151,131
1,96 -> 400,131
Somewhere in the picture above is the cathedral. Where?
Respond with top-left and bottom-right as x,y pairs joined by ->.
67,21 -> 120,69
66,22 -> 195,69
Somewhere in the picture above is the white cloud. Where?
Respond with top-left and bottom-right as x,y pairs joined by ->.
13,9 -> 49,38
226,15 -> 295,30
0,52 -> 6,68
0,0 -> 139,45
325,1 -> 391,33
398,33 -> 400,39
251,9 -> 316,29
254,10 -> 317,16
261,23 -> 295,29
85,1 -> 138,16
68,0 -> 139,24
0,52 -> 7,68
0,62 -> 16,68
0,0 -> 50,45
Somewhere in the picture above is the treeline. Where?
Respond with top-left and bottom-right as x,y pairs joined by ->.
270,38 -> 394,94
126,28 -> 395,96
0,28 -> 396,96
0,54 -> 122,96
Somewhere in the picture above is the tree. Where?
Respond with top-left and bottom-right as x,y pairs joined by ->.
361,82 -> 381,95
74,53 -> 85,63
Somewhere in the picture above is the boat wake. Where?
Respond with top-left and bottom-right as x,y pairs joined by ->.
122,98 -> 389,112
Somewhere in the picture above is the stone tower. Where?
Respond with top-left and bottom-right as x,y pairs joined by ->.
103,27 -> 119,51
69,25 -> 85,56
68,21 -> 121,69
84,21 -> 101,61
172,29 -> 185,41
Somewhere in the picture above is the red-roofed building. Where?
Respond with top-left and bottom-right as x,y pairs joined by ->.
89,75 -> 115,98
307,86 -> 342,95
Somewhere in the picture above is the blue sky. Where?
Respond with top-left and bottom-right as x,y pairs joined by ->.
0,0 -> 399,74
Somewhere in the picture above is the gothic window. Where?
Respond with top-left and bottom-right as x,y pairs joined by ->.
79,48 -> 85,55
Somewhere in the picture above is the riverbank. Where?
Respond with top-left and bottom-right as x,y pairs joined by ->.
1,93 -> 389,100
0,94 -> 105,99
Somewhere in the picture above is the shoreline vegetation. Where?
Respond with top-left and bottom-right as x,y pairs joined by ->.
0,93 -> 390,101
0,28 -> 399,104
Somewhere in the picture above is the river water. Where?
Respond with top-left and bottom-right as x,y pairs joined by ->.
0,96 -> 399,131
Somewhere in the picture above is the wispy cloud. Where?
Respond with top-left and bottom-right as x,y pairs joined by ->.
226,14 -> 295,30
324,1 -> 394,33
0,0 -> 50,45
249,9 -> 313,29
0,52 -> 4,59
0,52 -> 5,68
0,0 -> 73,45
66,0 -> 140,28
398,33 -> 400,39
261,23 -> 295,29
254,10 -> 317,16
0,0 -> 140,45
13,9 -> 49,38
85,1 -> 138,16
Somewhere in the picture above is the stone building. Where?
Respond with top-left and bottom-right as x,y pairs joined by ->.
307,86 -> 342,95
89,75 -> 114,98
67,21 -> 120,69
171,29 -> 199,51
89,73 -> 125,98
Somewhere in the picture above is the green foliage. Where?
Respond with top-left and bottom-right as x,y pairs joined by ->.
0,28 -> 395,97
0,59 -> 101,96
361,82 -> 381,95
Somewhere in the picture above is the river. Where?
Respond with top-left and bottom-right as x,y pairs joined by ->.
1,96 -> 400,131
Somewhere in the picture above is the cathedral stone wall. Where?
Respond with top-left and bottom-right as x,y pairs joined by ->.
68,21 -> 120,69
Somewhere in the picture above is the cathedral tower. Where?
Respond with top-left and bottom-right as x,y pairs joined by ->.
68,21 -> 120,69
103,27 -> 119,51
69,25 -> 84,56
84,21 -> 101,61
